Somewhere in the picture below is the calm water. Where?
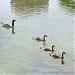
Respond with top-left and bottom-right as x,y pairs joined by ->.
0,0 -> 74,75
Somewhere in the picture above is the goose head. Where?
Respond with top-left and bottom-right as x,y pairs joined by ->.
52,45 -> 55,48
62,52 -> 66,54
44,35 -> 47,37
13,20 -> 16,22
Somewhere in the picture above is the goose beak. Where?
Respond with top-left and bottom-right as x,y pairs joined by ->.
46,35 -> 48,37
52,45 -> 55,47
44,35 -> 48,37
63,52 -> 66,54
54,45 -> 55,47
13,20 -> 16,21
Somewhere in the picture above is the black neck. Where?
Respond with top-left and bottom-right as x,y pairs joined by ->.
52,46 -> 54,51
12,20 -> 15,26
62,53 -> 64,58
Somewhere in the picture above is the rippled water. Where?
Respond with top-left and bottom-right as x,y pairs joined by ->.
0,0 -> 74,75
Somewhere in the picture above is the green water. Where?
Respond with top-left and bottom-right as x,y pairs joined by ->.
0,0 -> 74,75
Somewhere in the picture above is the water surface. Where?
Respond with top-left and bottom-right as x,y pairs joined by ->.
0,0 -> 74,75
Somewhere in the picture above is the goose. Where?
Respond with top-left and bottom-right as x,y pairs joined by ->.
40,45 -> 55,51
1,20 -> 16,28
32,35 -> 47,41
49,51 -> 66,59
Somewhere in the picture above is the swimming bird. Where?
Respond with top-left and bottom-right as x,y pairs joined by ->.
32,35 -> 47,41
1,20 -> 16,28
49,51 -> 66,59
40,45 -> 55,52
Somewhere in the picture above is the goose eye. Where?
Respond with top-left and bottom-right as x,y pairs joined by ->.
63,52 -> 66,54
52,45 -> 55,47
45,35 -> 47,37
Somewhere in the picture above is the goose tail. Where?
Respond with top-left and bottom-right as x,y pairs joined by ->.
49,53 -> 52,56
49,52 -> 54,56
40,47 -> 45,50
32,36 -> 37,40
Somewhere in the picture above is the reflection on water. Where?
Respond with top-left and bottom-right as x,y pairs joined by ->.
58,0 -> 75,15
12,27 -> 15,34
10,0 -> 49,16
43,41 -> 46,45
59,0 -> 75,8
61,58 -> 65,65
0,0 -> 74,74
53,57 -> 65,65
1,26 -> 15,34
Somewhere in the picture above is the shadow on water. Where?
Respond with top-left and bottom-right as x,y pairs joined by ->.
43,41 -> 46,45
10,0 -> 49,16
61,58 -> 65,65
12,27 -> 15,34
1,26 -> 15,34
53,57 -> 65,65
59,0 -> 75,9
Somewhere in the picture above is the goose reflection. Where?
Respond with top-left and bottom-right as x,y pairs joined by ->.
10,0 -> 49,16
43,41 -> 46,45
12,26 -> 15,34
61,58 -> 65,65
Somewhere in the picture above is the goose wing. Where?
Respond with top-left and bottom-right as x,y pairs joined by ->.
32,36 -> 43,40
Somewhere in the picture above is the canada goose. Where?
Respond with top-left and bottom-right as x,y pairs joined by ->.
40,45 -> 55,51
49,51 -> 66,59
32,35 -> 47,41
1,20 -> 16,28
